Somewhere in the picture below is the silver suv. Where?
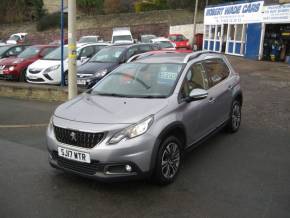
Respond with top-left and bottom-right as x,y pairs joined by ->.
47,51 -> 242,185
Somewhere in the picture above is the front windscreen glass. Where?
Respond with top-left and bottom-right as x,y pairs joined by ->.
113,35 -> 132,43
157,41 -> 174,48
18,46 -> 40,59
79,37 -> 97,43
89,47 -> 125,63
42,46 -> 68,60
91,63 -> 184,98
0,46 -> 10,55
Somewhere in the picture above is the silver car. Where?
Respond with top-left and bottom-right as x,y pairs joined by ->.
47,51 -> 243,185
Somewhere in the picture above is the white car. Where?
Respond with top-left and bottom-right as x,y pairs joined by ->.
6,33 -> 28,44
150,37 -> 176,50
78,35 -> 101,44
26,43 -> 109,85
112,27 -> 134,44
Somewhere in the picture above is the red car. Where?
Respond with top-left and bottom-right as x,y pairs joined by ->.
0,45 -> 57,81
168,34 -> 191,50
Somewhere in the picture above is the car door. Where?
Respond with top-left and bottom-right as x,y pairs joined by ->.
202,58 -> 232,128
78,45 -> 95,64
179,62 -> 213,145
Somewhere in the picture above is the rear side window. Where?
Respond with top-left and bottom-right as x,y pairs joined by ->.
41,48 -> 56,57
139,44 -> 152,53
80,46 -> 95,58
126,46 -> 139,59
203,59 -> 230,87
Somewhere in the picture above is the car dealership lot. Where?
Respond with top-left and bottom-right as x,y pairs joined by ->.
0,56 -> 290,218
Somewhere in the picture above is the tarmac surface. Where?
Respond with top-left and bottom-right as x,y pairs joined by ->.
0,56 -> 290,218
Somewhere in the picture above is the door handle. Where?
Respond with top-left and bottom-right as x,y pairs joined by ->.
208,97 -> 215,103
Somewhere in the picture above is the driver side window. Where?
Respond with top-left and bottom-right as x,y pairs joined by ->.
180,63 -> 209,99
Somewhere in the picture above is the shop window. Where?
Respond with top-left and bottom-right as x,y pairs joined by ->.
205,25 -> 210,39
210,26 -> 215,40
235,24 -> 244,41
229,25 -> 235,41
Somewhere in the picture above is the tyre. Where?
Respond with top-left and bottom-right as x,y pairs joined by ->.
226,100 -> 242,133
153,136 -> 182,185
64,72 -> 68,86
19,68 -> 27,82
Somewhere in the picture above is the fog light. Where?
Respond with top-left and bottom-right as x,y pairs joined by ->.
125,165 -> 132,172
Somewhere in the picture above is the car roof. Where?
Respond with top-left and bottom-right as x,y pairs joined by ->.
111,43 -> 151,48
131,51 -> 223,64
151,37 -> 170,42
30,44 -> 58,48
134,52 -> 188,64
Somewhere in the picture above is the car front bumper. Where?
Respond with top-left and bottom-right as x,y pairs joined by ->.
46,117 -> 157,181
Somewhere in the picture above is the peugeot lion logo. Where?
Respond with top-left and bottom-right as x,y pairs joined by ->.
70,132 -> 77,142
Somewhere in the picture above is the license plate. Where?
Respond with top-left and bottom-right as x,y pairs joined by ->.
77,79 -> 86,85
58,147 -> 91,163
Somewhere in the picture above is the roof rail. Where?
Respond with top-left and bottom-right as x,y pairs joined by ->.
183,51 -> 217,63
127,50 -> 178,63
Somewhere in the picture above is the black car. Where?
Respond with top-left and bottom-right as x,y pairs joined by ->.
77,43 -> 160,88
0,44 -> 29,60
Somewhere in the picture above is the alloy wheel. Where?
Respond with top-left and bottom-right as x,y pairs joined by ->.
161,142 -> 180,179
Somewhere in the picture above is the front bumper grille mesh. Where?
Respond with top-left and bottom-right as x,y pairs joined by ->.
54,126 -> 104,148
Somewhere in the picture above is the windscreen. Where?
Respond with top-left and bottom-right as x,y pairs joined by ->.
43,46 -> 68,60
79,37 -> 97,43
156,41 -> 174,49
113,35 -> 132,43
89,47 -> 125,63
18,47 -> 40,59
91,63 -> 184,98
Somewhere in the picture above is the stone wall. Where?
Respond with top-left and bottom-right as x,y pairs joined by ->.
0,23 -> 169,44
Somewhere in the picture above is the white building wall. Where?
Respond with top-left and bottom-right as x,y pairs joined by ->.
170,24 -> 204,43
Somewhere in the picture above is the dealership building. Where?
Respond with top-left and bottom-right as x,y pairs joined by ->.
203,0 -> 290,63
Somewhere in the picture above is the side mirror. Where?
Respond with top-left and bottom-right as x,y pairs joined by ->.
80,56 -> 88,63
186,89 -> 208,102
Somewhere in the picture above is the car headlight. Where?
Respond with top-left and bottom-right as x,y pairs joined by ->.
108,115 -> 154,145
94,69 -> 107,78
44,65 -> 60,73
48,116 -> 54,132
8,66 -> 15,71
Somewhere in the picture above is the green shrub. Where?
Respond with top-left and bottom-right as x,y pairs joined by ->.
135,1 -> 159,12
36,12 -> 68,31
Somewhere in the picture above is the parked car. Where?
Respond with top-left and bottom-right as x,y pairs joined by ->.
49,38 -> 68,45
0,40 -> 5,46
47,51 -> 243,185
77,43 -> 159,88
26,43 -> 109,85
140,34 -> 157,43
79,36 -> 101,44
0,44 -> 29,60
6,33 -> 29,44
0,45 -> 57,81
168,34 -> 191,50
150,37 -> 176,50
112,27 -> 134,44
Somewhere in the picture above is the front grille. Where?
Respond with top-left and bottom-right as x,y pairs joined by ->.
29,69 -> 41,74
54,126 -> 105,148
52,152 -> 102,175
27,78 -> 44,82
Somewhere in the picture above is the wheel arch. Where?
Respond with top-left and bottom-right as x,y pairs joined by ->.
149,122 -> 187,173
